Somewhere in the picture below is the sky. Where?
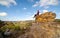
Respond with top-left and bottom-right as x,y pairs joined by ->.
0,0 -> 60,21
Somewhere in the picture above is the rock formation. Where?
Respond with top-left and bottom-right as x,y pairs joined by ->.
34,10 -> 56,22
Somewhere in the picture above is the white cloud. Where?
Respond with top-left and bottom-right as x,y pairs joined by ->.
33,0 -> 59,8
0,0 -> 17,7
0,12 -> 7,16
43,10 -> 48,13
33,1 -> 39,7
23,7 -> 27,10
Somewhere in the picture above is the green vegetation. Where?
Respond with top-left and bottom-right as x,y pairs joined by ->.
0,21 -> 32,31
54,19 -> 60,22
0,20 -> 5,28
0,21 -> 32,38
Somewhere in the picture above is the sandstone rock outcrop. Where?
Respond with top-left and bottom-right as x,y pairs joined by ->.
34,10 -> 56,22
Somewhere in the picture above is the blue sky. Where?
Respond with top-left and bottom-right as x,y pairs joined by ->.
0,0 -> 60,21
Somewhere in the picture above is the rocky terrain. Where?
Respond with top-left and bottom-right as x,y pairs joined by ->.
18,22 -> 60,38
0,20 -> 60,38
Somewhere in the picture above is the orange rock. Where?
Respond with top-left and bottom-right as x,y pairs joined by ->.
34,10 -> 56,22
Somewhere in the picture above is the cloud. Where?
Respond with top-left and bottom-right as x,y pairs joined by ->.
33,1 -> 39,7
0,12 -> 7,16
0,0 -> 17,7
43,10 -> 48,13
23,7 -> 27,10
33,0 -> 59,8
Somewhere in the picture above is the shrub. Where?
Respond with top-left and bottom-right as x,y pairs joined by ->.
0,20 -> 5,28
54,19 -> 60,22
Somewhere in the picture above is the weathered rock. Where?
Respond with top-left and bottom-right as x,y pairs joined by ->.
34,10 -> 56,22
18,22 -> 60,38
